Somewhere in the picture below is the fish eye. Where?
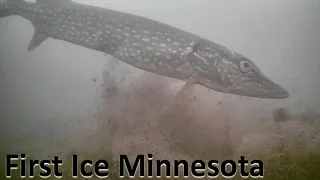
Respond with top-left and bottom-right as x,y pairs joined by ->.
239,60 -> 251,73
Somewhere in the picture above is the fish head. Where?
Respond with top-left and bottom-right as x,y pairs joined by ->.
192,41 -> 289,99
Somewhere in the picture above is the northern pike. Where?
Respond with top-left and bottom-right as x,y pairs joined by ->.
0,0 -> 289,99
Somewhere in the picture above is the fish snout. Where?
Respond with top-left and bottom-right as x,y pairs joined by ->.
231,73 -> 289,99
257,77 -> 289,99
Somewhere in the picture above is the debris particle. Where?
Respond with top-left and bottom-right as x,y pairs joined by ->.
92,78 -> 97,82
273,108 -> 290,122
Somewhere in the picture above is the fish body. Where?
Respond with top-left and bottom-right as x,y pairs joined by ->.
0,0 -> 289,99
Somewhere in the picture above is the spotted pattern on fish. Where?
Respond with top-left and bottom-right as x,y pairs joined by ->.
1,0 -> 289,99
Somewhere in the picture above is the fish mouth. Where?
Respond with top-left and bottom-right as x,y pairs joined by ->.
199,74 -> 289,99
228,73 -> 289,99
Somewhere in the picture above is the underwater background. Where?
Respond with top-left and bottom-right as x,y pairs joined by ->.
0,0 -> 320,179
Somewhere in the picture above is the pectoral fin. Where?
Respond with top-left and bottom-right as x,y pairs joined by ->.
158,77 -> 196,115
28,24 -> 49,51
